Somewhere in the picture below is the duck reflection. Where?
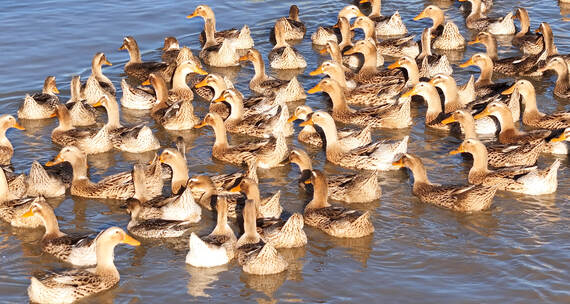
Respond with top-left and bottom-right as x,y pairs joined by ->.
186,264 -> 229,297
240,270 -> 287,298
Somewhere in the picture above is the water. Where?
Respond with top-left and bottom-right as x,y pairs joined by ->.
1,0 -> 569,302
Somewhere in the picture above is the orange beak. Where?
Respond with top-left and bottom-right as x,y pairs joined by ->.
400,87 -> 417,98
194,121 -> 207,129
550,131 -> 567,143
392,158 -> 405,168
473,108 -> 491,120
194,78 -> 209,88
441,116 -> 457,125
22,208 -> 35,218
239,55 -> 249,62
213,95 -> 226,103
459,58 -> 475,68
92,97 -> 105,107
307,83 -> 322,94
141,79 -> 151,86
388,61 -> 401,69
359,0 -> 370,3
119,41 -> 127,51
102,58 -> 112,66
304,179 -> 312,184
319,48 -> 329,55
299,117 -> 313,127
46,154 -> 64,167
502,84 -> 516,95
122,234 -> 141,246
449,143 -> 465,155
187,10 -> 198,19
229,184 -> 241,192
413,11 -> 426,21
193,66 -> 208,75
309,66 -> 324,76
13,122 -> 25,130
468,38 -> 481,45
287,115 -> 298,123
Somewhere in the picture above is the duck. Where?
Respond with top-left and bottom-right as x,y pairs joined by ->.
393,153 -> 496,211
450,139 -> 560,195
0,115 -> 25,165
400,81 -> 450,130
308,78 -> 412,129
27,227 -> 139,304
289,148 -> 381,203
299,111 -> 408,170
161,36 -> 181,65
386,56 -> 422,89
93,95 -> 161,153
413,5 -> 465,50
537,56 -> 570,99
126,206 -> 196,239
199,18 -> 241,67
269,19 -> 307,70
65,76 -> 97,126
536,22 -> 570,63
459,53 -> 513,98
416,27 -> 452,78
319,40 -> 356,79
442,109 -> 544,168
468,32 -> 539,76
45,146 -> 163,199
127,164 -> 202,223
213,88 -> 292,138
333,16 -> 379,70
186,196 -> 237,267
235,199 -> 288,275
81,53 -> 116,105
239,48 -> 306,102
459,0 -> 515,35
512,8 -> 543,55
119,36 -> 174,82
303,170 -> 374,238
192,72 -> 235,104
18,76 -> 59,120
344,40 -> 405,85
350,16 -> 419,58
169,60 -> 207,103
311,5 -> 365,45
504,79 -> 570,129
25,161 -> 69,198
194,113 -> 288,169
0,169 -> 43,228
188,4 -> 254,49
22,199 -> 100,266
311,60 -> 404,105
229,178 -> 283,219
271,5 -> 306,41
5,170 -> 28,200
474,102 -> 567,154
50,104 -> 112,155
120,72 -> 162,110
255,213 -> 307,249
359,0 -> 408,36
158,148 -> 191,195
288,105 -> 372,149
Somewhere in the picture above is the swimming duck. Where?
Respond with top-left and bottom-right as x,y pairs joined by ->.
351,16 -> 419,58
235,199 -> 288,275
450,139 -> 560,195
393,153 -> 496,211
27,227 -> 139,304
45,146 -> 163,199
308,78 -> 412,129
230,178 -> 283,219
0,169 -> 43,228
213,88 -> 292,138
505,79 -> 570,129
18,76 -> 59,120
442,110 -> 544,167
169,61 -> 207,102
386,56 -> 422,89
290,148 -> 381,203
240,49 -> 306,102
192,72 -> 235,105
400,81 -> 450,130
0,115 -> 24,165
512,8 -> 543,55
93,95 -> 161,153
335,17 -> 385,70
120,73 -> 161,110
288,105 -> 372,149
5,171 -> 28,200
416,28 -> 452,78
25,161 -> 68,198
255,213 -> 307,249
81,53 -> 116,105
413,5 -> 465,50
271,5 -> 306,41
303,170 -> 374,238
199,18 -> 240,67
459,0 -> 515,35
158,148 -> 190,195
188,4 -> 254,49
359,0 -> 408,36
311,5 -> 365,45
299,111 -> 408,170
119,36 -> 174,82
186,196 -> 237,267
344,40 -> 405,85
537,56 -> 570,99
161,36 -> 181,65
269,18 -> 307,69
459,53 -> 513,97
23,199 -> 100,266
194,113 -> 288,169
320,40 -> 357,79
50,104 -> 112,154
65,76 -> 97,126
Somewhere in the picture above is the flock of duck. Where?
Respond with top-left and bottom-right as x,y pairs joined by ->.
2,0 -> 570,302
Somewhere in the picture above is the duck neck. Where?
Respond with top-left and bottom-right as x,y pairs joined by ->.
70,155 -> 89,182
338,21 -> 353,50
251,56 -> 268,83
554,63 -> 570,89
226,98 -> 245,122
409,162 -> 430,186
458,116 -> 478,139
476,61 -> 494,86
521,88 -> 541,118
245,186 -> 261,204
318,120 -> 340,149
242,202 -> 260,244
172,66 -> 191,90
274,26 -> 289,49
92,59 -> 106,78
419,31 -> 432,59
483,39 -> 498,61
204,19 -> 218,49
56,108 -> 74,131
439,83 -> 461,112
95,241 -> 119,277
420,86 -> 443,123
70,76 -> 81,102
326,85 -> 351,114
127,44 -> 142,64
0,170 -> 9,201
103,98 -> 122,129
168,157 -> 189,195
305,177 -> 330,209
360,45 -> 378,75
467,0 -> 484,23
0,125 -> 11,150
370,0 -> 381,17
542,26 -> 558,56
211,201 -> 230,236
515,10 -> 530,37
327,67 -> 349,88
403,63 -> 420,87
469,145 -> 490,175
430,9 -> 445,30
494,109 -> 519,142
211,121 -> 229,149
329,46 -> 344,66
39,208 -> 65,239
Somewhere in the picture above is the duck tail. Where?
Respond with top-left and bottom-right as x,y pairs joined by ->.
280,76 -> 306,102
544,159 -> 561,183
352,211 -> 374,234
281,213 -> 305,232
259,190 -> 282,219
243,243 -> 288,275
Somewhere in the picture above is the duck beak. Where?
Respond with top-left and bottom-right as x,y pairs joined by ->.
392,158 -> 404,167
92,97 -> 105,107
194,121 -> 207,129
441,116 -> 457,125
13,122 -> 25,130
22,208 -> 34,218
535,28 -> 541,34
458,0 -> 467,2
387,61 -> 401,69
400,87 -> 417,98
49,112 -> 57,118
229,184 -> 241,192
287,115 -> 298,123
52,86 -> 59,94
344,47 -> 356,55
550,131 -> 567,143
319,48 -> 329,54
239,55 -> 249,62
193,66 -> 208,75
307,83 -> 322,94
449,144 -> 465,155
413,11 -> 426,21
194,78 -> 209,88
158,154 -> 166,163
122,234 -> 141,246
428,78 -> 437,86
46,154 -> 64,167
468,38 -> 480,45
473,108 -> 491,120
187,10 -> 198,19
213,95 -> 226,103
359,0 -> 370,3
141,79 -> 151,86
502,84 -> 516,95
299,117 -> 313,127
459,58 -> 475,68
309,66 -> 324,76
103,58 -> 112,66
119,41 -> 127,51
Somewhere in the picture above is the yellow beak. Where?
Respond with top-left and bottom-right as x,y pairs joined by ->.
119,42 -> 127,51
194,121 -> 207,129
319,48 -> 329,55
92,97 -> 105,107
441,116 -> 457,125
122,234 -> 141,246
213,95 -> 226,103
239,55 -> 249,62
400,88 -> 417,98
52,86 -> 59,94
459,58 -> 475,68
413,12 -> 426,21
22,208 -> 35,218
194,78 -> 209,88
46,154 -> 64,167
287,115 -> 298,123
473,108 -> 491,120
103,58 -> 112,66
359,0 -> 370,3
502,84 -> 516,95
229,184 -> 241,192
468,38 -> 481,45
307,83 -> 322,94
141,79 -> 151,86
13,122 -> 25,130
387,61 -> 401,69
392,158 -> 405,167
550,132 -> 567,143
49,112 -> 57,118
449,144 -> 465,155
193,66 -> 208,75
187,11 -> 198,19
309,66 -> 324,76
299,118 -> 313,127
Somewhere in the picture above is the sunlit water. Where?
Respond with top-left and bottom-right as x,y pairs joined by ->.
0,0 -> 569,303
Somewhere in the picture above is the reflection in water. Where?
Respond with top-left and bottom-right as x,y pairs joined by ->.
240,270 -> 287,298
280,247 -> 306,282
186,264 -> 229,297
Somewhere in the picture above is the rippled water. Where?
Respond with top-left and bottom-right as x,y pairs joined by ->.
1,0 -> 569,303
